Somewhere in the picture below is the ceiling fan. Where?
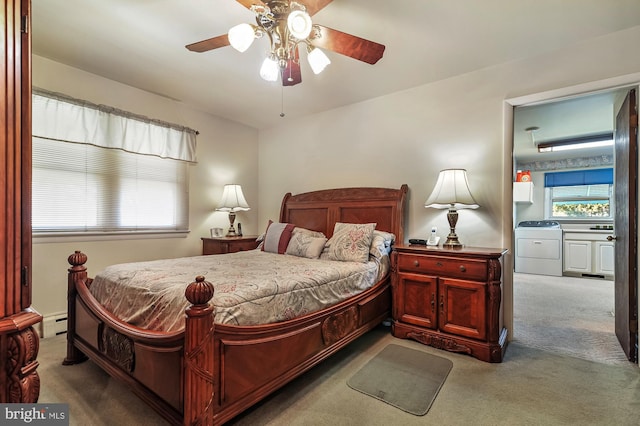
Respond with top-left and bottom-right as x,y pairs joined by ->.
186,0 -> 386,86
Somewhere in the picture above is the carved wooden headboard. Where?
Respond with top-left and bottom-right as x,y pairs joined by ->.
279,185 -> 408,243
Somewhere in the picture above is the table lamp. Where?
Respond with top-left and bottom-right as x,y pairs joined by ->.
424,169 -> 479,248
216,184 -> 250,237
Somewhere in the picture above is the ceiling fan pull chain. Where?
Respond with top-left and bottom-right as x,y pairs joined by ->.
280,85 -> 285,118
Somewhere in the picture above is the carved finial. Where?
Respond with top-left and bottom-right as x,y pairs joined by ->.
185,276 -> 214,306
68,251 -> 87,267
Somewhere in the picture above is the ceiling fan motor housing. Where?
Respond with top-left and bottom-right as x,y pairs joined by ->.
186,0 -> 385,86
255,1 -> 310,67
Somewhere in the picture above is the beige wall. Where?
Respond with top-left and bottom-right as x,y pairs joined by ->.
31,56 -> 260,320
257,26 -> 640,244
257,26 -> 640,337
31,25 -> 640,338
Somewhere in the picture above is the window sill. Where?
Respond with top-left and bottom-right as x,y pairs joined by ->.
33,230 -> 190,244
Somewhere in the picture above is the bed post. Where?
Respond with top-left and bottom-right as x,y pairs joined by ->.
63,251 -> 89,365
183,276 -> 215,426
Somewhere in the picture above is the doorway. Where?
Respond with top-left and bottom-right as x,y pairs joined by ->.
511,86 -> 637,365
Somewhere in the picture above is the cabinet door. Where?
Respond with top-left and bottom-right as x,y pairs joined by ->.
563,240 -> 592,273
595,241 -> 615,276
394,272 -> 437,329
202,239 -> 225,255
232,239 -> 260,252
438,278 -> 487,340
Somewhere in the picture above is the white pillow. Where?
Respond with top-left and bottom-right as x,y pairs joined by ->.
286,232 -> 327,259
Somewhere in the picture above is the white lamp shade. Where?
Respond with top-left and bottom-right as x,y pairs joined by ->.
307,47 -> 331,74
425,169 -> 479,209
260,57 -> 280,81
228,23 -> 255,53
287,10 -> 312,40
216,184 -> 250,212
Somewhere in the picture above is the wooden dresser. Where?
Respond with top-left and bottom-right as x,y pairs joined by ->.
391,245 -> 508,362
1,0 -> 42,403
202,236 -> 259,255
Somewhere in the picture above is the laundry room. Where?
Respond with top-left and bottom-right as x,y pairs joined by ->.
512,88 -> 629,281
511,86 -> 638,365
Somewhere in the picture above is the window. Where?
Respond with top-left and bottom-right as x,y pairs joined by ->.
32,89 -> 197,235
32,138 -> 188,232
546,184 -> 613,219
544,169 -> 614,221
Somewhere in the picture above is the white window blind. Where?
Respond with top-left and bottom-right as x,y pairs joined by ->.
32,89 -> 196,234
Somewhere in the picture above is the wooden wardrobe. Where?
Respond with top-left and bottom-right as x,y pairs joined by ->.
1,0 -> 41,403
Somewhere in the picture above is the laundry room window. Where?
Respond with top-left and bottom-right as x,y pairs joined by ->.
544,169 -> 614,221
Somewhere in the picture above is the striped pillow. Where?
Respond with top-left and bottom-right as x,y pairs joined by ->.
261,221 -> 295,254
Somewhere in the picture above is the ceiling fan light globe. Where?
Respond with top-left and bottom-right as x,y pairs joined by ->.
307,47 -> 331,74
260,57 -> 279,82
228,23 -> 255,52
287,10 -> 312,40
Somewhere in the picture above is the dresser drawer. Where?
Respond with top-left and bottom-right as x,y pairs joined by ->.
397,254 -> 488,281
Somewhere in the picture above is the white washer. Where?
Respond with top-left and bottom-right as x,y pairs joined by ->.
514,220 -> 563,277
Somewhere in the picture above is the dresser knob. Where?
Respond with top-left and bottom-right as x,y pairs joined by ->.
459,265 -> 466,272
413,260 -> 420,267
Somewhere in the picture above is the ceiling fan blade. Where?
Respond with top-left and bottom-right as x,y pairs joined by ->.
186,34 -> 230,53
283,48 -> 302,86
236,0 -> 266,10
311,25 -> 385,65
304,0 -> 333,16
236,0 -> 329,15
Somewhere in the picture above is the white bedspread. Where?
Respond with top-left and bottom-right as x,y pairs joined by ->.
88,250 -> 383,332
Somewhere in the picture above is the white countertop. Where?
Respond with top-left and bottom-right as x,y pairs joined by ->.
562,228 -> 613,234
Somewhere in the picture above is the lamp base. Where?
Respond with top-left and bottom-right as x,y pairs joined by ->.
226,212 -> 237,237
442,234 -> 463,248
443,207 -> 463,248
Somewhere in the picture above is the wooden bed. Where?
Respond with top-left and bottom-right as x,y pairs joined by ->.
63,185 -> 408,425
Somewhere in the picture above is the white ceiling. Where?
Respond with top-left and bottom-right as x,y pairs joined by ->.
513,89 -> 627,163
32,0 -> 640,130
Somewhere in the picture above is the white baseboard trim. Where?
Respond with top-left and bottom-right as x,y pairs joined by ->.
38,312 -> 68,338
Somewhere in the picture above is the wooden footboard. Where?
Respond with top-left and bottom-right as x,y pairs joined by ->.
63,184 -> 406,425
65,251 -> 391,425
65,251 -> 189,424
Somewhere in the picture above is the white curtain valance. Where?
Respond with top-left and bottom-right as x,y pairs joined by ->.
32,88 -> 198,163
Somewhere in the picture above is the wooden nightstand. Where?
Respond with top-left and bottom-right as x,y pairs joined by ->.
201,236 -> 259,255
391,245 -> 508,362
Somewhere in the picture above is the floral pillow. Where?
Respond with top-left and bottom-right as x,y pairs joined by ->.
291,227 -> 326,239
369,230 -> 396,260
286,231 -> 328,259
324,222 -> 376,263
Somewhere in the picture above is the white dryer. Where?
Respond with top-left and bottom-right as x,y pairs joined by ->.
514,220 -> 563,277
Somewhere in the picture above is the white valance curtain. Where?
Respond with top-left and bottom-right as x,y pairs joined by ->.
32,88 -> 197,163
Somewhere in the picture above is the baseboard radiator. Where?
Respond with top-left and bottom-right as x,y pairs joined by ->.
37,312 -> 68,338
